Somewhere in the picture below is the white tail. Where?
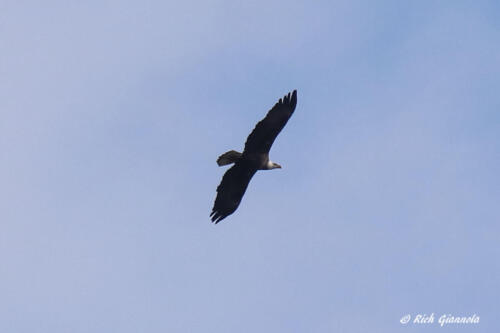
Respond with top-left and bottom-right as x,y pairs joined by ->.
217,150 -> 242,166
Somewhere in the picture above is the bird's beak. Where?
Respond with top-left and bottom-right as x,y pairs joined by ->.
276,164 -> 282,169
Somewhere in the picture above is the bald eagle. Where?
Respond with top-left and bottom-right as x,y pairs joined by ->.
210,90 -> 298,223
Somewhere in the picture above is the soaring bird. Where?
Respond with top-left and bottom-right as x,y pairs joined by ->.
210,90 -> 298,223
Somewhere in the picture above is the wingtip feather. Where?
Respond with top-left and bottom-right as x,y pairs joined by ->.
291,90 -> 297,108
210,210 -> 225,224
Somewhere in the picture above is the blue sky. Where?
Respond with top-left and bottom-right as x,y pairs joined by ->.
1,1 -> 499,332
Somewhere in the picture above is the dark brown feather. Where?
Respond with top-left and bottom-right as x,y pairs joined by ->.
243,90 -> 297,154
210,162 -> 257,223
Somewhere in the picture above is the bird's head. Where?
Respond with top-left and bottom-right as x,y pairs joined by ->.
269,162 -> 282,169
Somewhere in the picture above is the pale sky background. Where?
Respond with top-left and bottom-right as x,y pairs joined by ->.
1,1 -> 499,332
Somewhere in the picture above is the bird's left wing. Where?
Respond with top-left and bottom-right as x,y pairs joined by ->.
210,163 -> 257,223
243,90 -> 297,154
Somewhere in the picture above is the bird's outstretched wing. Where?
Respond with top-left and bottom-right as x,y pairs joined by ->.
243,90 -> 297,154
210,163 -> 257,223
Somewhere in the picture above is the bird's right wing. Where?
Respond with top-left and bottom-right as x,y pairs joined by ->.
210,163 -> 257,223
243,90 -> 297,154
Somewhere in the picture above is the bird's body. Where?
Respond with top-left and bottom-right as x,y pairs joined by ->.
211,90 -> 297,223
